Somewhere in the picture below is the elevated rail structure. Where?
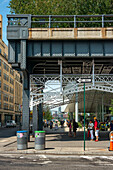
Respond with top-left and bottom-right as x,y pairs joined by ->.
7,14 -> 113,135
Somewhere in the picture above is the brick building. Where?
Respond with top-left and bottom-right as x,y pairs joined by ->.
0,15 -> 22,126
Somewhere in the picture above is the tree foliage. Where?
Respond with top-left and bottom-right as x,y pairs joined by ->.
109,99 -> 113,116
8,0 -> 113,15
43,106 -> 52,121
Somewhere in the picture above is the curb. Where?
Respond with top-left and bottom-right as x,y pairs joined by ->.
0,150 -> 113,156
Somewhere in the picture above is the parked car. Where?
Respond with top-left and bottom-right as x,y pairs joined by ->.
6,120 -> 16,128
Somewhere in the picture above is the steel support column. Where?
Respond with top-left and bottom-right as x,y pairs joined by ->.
58,60 -> 62,94
75,86 -> 78,122
92,59 -> 95,87
38,103 -> 43,130
32,105 -> 38,136
22,71 -> 30,140
102,93 -> 104,122
100,105 -> 102,122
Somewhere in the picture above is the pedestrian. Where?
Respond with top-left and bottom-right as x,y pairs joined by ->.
73,120 -> 78,137
94,117 -> 99,142
55,121 -> 58,130
50,121 -> 53,129
47,120 -> 49,128
110,120 -> 113,131
88,120 -> 94,141
68,120 -> 72,137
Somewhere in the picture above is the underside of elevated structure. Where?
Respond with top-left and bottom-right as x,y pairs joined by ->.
7,14 -> 113,134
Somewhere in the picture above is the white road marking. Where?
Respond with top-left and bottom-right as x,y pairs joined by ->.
38,161 -> 52,165
80,156 -> 95,160
38,155 -> 47,159
33,160 -> 37,162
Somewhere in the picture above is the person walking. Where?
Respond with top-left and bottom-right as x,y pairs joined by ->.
68,120 -> 72,137
88,120 -> 94,141
110,120 -> 113,131
55,121 -> 58,130
50,121 -> 53,129
73,120 -> 78,137
94,117 -> 99,142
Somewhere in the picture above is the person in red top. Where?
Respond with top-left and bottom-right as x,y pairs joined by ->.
68,120 -> 72,137
94,117 -> 99,142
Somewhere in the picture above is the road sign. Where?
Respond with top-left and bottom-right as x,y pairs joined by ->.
77,77 -> 92,83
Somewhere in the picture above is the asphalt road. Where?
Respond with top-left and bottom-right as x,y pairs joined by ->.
0,154 -> 113,170
0,127 -> 18,138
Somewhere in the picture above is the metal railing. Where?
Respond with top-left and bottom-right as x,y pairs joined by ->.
7,14 -> 113,28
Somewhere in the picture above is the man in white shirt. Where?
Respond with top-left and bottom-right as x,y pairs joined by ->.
88,120 -> 94,141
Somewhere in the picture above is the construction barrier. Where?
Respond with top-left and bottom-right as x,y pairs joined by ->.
109,131 -> 113,151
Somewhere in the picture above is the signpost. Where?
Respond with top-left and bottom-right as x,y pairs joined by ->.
77,77 -> 92,83
77,77 -> 92,151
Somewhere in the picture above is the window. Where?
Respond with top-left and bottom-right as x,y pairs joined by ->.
4,63 -> 6,70
4,52 -> 7,59
10,87 -> 14,94
7,75 -> 9,81
9,104 -> 13,111
4,103 -> 8,110
3,94 -> 8,101
9,96 -> 13,103
10,69 -> 14,76
0,70 -> 1,76
0,49 -> 1,54
4,73 -> 9,82
4,84 -> 9,92
10,77 -> 14,85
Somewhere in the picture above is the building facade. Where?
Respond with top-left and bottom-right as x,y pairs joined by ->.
0,15 -> 22,126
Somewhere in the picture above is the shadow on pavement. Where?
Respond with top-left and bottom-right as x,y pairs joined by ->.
45,131 -> 110,142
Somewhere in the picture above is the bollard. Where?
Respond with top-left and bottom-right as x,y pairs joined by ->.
109,131 -> 113,151
35,131 -> 45,150
17,131 -> 28,150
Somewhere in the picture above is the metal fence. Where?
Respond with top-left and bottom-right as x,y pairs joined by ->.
7,14 -> 113,28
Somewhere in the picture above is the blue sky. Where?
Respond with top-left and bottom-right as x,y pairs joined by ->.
0,0 -> 11,45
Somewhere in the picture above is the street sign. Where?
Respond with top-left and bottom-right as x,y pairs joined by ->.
77,77 -> 92,83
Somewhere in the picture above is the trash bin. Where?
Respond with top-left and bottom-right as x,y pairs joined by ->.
35,131 -> 45,150
17,130 -> 28,150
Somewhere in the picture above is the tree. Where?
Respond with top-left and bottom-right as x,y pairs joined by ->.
43,106 -> 52,120
8,0 -> 113,15
109,99 -> 113,116
8,0 -> 113,28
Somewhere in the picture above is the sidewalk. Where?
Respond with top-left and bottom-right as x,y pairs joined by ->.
0,126 -> 112,156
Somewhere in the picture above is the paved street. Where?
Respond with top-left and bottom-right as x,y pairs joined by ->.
0,154 -> 113,170
0,127 -> 112,169
0,127 -> 18,138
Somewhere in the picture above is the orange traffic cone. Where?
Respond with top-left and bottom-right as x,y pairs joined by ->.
109,132 -> 113,151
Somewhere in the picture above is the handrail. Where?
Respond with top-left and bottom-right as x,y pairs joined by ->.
7,14 -> 113,28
